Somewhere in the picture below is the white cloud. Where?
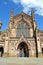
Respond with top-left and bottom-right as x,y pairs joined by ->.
12,0 -> 20,3
12,0 -> 43,16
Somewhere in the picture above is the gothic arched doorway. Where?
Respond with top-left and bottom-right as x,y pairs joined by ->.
0,46 -> 4,57
17,42 -> 29,57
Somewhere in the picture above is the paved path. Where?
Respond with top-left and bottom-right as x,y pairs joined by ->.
0,57 -> 43,65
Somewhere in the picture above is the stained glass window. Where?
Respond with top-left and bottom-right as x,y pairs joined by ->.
16,21 -> 29,37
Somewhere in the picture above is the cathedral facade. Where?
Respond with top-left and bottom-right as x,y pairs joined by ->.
0,10 -> 43,57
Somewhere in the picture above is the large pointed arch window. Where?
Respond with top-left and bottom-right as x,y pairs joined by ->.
16,21 -> 29,37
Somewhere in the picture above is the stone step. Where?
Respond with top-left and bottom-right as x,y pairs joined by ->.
0,57 -> 43,65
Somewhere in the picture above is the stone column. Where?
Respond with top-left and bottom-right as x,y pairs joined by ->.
4,37 -> 9,57
37,37 -> 41,52
30,28 -> 33,37
37,37 -> 41,57
11,29 -> 16,37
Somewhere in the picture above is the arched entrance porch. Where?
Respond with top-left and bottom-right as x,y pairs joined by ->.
17,42 -> 29,57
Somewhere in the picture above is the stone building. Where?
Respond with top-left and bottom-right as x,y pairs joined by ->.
0,10 -> 43,57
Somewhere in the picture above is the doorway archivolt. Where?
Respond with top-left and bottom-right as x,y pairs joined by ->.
17,42 -> 29,57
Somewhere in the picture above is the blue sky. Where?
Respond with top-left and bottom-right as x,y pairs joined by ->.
0,0 -> 43,31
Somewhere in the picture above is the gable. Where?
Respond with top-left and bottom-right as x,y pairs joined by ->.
8,12 -> 33,29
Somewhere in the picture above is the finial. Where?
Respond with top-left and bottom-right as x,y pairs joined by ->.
31,9 -> 34,17
0,21 -> 2,35
0,21 -> 2,29
31,9 -> 35,21
10,9 -> 14,16
10,9 -> 14,22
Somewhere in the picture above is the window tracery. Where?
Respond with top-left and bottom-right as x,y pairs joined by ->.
16,21 -> 29,37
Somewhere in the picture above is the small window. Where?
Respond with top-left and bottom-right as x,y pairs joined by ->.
42,48 -> 43,54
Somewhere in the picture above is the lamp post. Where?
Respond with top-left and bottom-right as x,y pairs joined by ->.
0,21 -> 2,35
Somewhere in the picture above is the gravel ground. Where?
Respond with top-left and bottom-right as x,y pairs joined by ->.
0,57 -> 43,65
